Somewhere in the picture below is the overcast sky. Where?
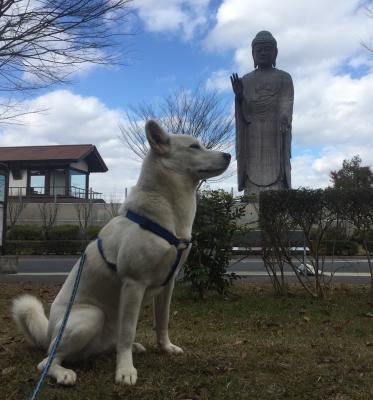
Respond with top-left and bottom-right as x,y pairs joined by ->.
0,0 -> 372,199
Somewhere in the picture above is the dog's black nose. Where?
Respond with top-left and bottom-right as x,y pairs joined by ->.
223,153 -> 231,162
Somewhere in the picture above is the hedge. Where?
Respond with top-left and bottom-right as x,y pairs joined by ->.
6,225 -> 43,240
84,225 -> 103,241
5,224 -> 103,254
259,188 -> 373,298
319,240 -> 359,256
46,225 -> 81,240
6,240 -> 87,255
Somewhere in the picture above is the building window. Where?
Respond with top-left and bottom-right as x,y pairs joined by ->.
69,169 -> 86,198
50,169 -> 66,196
29,170 -> 46,195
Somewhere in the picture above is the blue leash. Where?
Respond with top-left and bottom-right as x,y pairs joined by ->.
29,253 -> 87,400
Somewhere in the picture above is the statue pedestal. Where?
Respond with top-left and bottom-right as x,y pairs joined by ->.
235,201 -> 259,228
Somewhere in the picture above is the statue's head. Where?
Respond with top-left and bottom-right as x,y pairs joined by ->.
251,31 -> 278,68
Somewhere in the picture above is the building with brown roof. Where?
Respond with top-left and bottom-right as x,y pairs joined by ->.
0,144 -> 108,202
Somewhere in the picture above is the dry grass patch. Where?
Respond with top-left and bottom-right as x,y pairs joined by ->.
1,283 -> 373,399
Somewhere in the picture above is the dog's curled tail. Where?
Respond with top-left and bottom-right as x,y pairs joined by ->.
12,294 -> 49,349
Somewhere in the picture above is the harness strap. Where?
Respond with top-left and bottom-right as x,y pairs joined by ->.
97,238 -> 117,272
97,210 -> 191,286
126,210 -> 189,249
162,246 -> 184,287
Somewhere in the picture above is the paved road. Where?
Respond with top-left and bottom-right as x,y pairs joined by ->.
1,256 -> 372,284
17,257 -> 77,273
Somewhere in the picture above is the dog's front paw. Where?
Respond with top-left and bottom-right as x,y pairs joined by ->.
37,358 -> 48,372
55,368 -> 77,386
159,343 -> 184,354
37,358 -> 77,386
115,366 -> 138,385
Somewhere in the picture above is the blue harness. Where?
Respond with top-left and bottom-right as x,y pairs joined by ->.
97,210 -> 191,286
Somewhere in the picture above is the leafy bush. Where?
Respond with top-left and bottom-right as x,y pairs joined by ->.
320,226 -> 349,241
47,224 -> 81,240
43,240 -> 85,255
259,188 -> 373,298
351,229 -> 373,244
6,225 -> 43,240
84,225 -> 103,241
6,240 -> 44,255
6,240 -> 86,255
319,240 -> 359,256
183,190 -> 246,298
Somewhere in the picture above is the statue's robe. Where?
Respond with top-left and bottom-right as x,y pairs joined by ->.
235,68 -> 294,195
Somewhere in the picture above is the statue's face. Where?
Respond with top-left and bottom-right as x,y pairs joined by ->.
252,43 -> 277,68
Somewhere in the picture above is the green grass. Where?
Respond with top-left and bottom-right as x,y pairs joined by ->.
2,283 -> 373,399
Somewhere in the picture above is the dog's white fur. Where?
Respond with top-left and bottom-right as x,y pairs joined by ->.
12,120 -> 230,386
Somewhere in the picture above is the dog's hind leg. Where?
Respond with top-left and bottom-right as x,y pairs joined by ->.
37,305 -> 104,386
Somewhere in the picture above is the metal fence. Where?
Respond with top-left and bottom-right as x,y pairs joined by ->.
9,186 -> 103,200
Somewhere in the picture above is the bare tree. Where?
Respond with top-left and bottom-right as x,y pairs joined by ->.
74,202 -> 93,231
7,196 -> 28,227
363,4 -> 373,52
119,86 -> 235,160
38,202 -> 59,232
104,200 -> 120,221
0,0 -> 132,92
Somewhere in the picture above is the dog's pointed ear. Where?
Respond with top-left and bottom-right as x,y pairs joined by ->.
145,120 -> 170,156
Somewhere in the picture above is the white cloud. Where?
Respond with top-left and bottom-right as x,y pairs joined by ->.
133,0 -> 210,39
206,0 -> 370,65
292,145 -> 373,189
294,72 -> 373,147
2,1 -> 373,196
0,90 -> 141,198
206,69 -> 232,92
0,90 -> 239,199
204,0 -> 373,189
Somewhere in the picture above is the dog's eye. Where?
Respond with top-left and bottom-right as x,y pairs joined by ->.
190,144 -> 201,150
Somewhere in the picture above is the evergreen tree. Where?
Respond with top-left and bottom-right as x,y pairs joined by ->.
330,155 -> 373,189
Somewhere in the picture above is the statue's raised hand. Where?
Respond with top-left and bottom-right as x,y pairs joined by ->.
230,73 -> 243,97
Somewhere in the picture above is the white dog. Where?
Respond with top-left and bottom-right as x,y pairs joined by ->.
12,120 -> 231,386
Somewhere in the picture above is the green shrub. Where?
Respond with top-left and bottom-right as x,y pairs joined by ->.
183,190 -> 246,298
6,240 -> 86,255
322,226 -> 349,241
310,225 -> 351,241
47,225 -> 81,240
84,225 -> 103,241
259,188 -> 373,298
43,240 -> 86,255
5,240 -> 44,255
362,242 -> 373,253
6,225 -> 43,240
351,229 -> 373,244
318,240 -> 359,256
